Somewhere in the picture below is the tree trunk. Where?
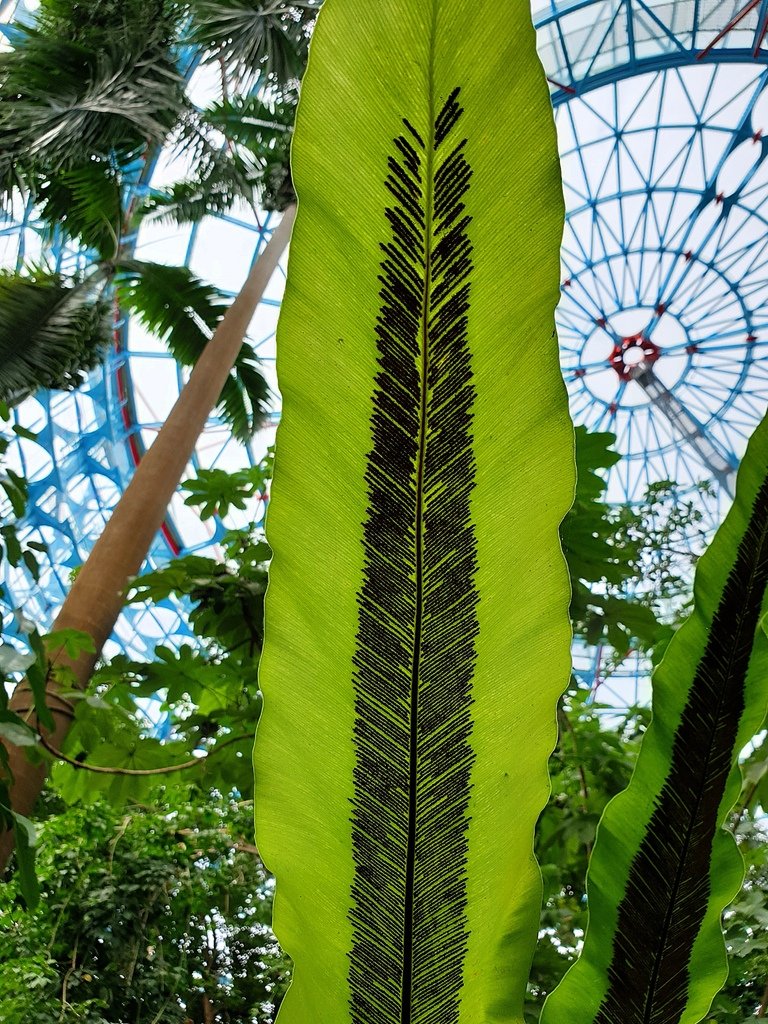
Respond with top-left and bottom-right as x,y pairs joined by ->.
202,993 -> 216,1024
0,205 -> 296,870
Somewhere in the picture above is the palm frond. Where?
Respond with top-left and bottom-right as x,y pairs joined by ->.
229,354 -> 271,437
34,0 -> 182,51
142,175 -> 247,227
0,270 -> 112,405
36,161 -> 123,258
259,149 -> 295,211
2,40 -> 185,159
186,0 -> 320,91
141,141 -> 261,226
0,25 -> 188,204
117,261 -> 270,439
166,107 -> 240,181
206,94 -> 297,208
203,92 -> 296,148
116,260 -> 228,361
146,92 -> 297,223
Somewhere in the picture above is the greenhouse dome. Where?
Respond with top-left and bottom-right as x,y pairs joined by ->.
539,0 -> 768,699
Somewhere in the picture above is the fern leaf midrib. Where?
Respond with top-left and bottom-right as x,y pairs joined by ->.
402,4 -> 439,1019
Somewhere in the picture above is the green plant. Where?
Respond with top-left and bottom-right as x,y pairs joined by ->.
255,1 -> 572,1021
253,2 -> 768,1023
542,412 -> 768,1024
0,795 -> 289,1023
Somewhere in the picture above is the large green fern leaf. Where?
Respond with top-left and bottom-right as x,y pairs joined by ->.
254,2 -> 574,1021
542,411 -> 768,1024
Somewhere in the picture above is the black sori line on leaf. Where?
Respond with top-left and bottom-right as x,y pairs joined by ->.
596,473 -> 768,1024
348,86 -> 478,1024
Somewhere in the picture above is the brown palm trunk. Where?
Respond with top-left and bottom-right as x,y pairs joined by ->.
0,205 -> 296,870
202,993 -> 216,1024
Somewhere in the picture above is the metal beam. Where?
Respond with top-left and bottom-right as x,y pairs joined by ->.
633,365 -> 737,493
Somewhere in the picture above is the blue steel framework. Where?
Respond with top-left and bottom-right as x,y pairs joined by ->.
1,0 -> 767,703
536,0 -> 768,700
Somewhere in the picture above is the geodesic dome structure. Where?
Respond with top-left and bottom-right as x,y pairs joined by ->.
2,0 -> 768,702
542,0 -> 768,513
537,0 -> 768,701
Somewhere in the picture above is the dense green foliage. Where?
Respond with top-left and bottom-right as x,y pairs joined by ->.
49,454 -> 274,810
564,426 -> 705,660
0,419 -> 701,875
1,425 -> 766,1020
2,4 -> 767,1023
532,690 -> 768,1024
1,694 -> 765,1023
0,796 -> 288,1023
544,413 -> 768,1024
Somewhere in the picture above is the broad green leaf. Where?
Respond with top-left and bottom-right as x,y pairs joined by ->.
0,523 -> 23,567
0,781 -> 36,906
254,3 -> 572,1023
2,469 -> 27,518
542,409 -> 768,1024
46,628 -> 97,660
11,811 -> 38,909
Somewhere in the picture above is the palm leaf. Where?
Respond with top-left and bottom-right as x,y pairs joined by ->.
142,170 -> 251,227
203,93 -> 297,148
33,0 -> 181,49
148,92 -> 298,224
141,145 -> 261,226
254,1 -> 572,1021
542,409 -> 768,1024
187,0 -> 319,90
36,161 -> 123,258
0,27 -> 187,202
117,261 -> 270,440
206,93 -> 296,210
0,270 -> 111,405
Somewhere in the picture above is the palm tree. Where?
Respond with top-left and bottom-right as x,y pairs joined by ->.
0,0 -> 320,868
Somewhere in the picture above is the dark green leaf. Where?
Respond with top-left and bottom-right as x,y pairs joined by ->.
27,630 -> 54,732
46,628 -> 97,659
12,812 -> 39,909
0,270 -> 111,406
